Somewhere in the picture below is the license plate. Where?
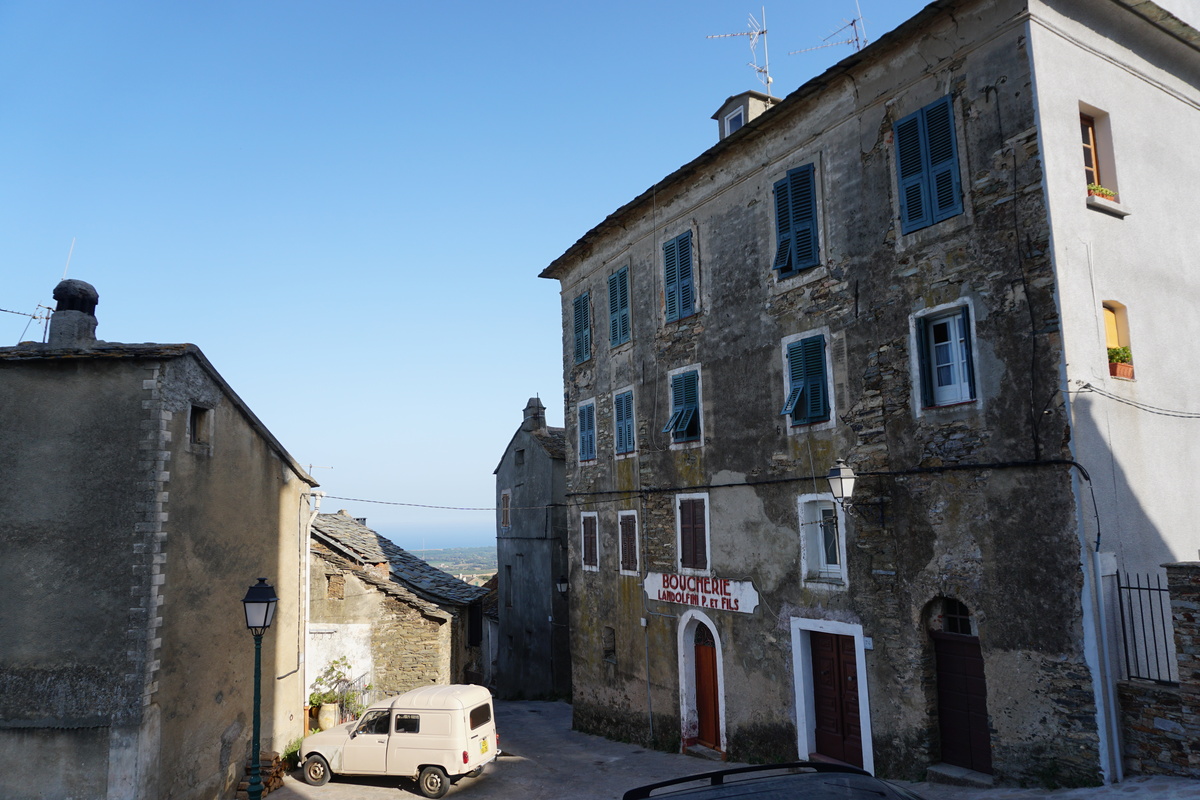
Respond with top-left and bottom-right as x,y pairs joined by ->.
481,739 -> 489,754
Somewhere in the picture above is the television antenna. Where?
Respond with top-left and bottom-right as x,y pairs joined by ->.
789,2 -> 868,56
707,8 -> 773,93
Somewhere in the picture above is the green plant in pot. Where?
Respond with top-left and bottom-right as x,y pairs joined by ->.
1107,346 -> 1131,364
1088,182 -> 1116,200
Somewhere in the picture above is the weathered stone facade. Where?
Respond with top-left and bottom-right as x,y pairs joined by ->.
540,0 -> 1200,788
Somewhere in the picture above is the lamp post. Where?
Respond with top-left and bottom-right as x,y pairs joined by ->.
241,578 -> 278,800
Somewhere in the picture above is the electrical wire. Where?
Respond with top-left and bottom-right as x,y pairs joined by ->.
1073,382 -> 1200,419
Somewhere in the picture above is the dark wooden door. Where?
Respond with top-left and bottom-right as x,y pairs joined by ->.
811,632 -> 862,767
932,630 -> 992,774
694,623 -> 720,749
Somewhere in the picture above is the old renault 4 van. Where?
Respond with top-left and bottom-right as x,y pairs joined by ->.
300,684 -> 498,798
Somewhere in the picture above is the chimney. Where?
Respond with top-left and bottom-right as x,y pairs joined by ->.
521,397 -> 547,431
47,279 -> 100,348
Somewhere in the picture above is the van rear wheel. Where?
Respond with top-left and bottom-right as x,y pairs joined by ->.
417,765 -> 449,798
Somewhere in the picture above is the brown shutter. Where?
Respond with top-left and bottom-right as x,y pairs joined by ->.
583,516 -> 598,567
620,516 -> 637,571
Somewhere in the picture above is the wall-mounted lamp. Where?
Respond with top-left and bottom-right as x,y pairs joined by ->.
827,459 -> 885,524
555,575 -> 570,595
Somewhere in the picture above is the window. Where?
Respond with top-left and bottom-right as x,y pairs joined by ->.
395,714 -> 420,734
619,511 -> 638,574
677,494 -> 709,572
500,491 -> 511,529
724,108 -> 745,136
663,231 -> 695,322
773,163 -> 820,276
662,369 -> 701,443
326,573 -> 345,600
578,401 -> 596,461
780,334 -> 830,426
614,390 -> 635,454
916,306 -> 976,407
356,710 -> 390,735
608,267 -> 631,347
799,496 -> 846,585
895,95 -> 963,234
1081,114 -> 1100,186
602,626 -> 617,663
573,292 -> 591,363
515,448 -> 525,466
1080,105 -> 1120,201
469,703 -> 492,729
1103,301 -> 1134,378
189,405 -> 211,446
582,512 -> 598,570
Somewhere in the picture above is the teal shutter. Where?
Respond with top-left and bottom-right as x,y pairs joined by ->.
772,176 -> 793,272
615,391 -> 634,454
609,267 -> 630,346
573,293 -> 591,363
959,305 -> 976,399
664,233 -> 694,322
579,404 -> 595,461
676,232 -> 694,319
896,110 -> 931,233
789,165 -> 819,270
664,371 -> 700,441
916,317 -> 934,408
896,96 -> 962,234
783,336 -> 829,424
926,96 -> 963,223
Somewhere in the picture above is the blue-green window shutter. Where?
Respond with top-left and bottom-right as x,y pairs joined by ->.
579,403 -> 595,460
959,305 -> 976,398
573,293 -> 591,363
781,335 -> 829,425
663,370 -> 700,441
916,318 -> 935,408
663,232 -> 694,322
615,391 -> 634,454
608,267 -> 630,346
895,95 -> 962,234
772,176 -> 793,272
789,165 -> 819,271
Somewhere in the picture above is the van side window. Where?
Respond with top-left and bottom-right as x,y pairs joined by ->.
358,710 -> 390,735
469,704 -> 492,730
394,713 -> 420,734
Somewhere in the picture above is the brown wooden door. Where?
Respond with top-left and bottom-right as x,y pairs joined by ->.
811,632 -> 862,767
932,630 -> 992,774
694,623 -> 720,749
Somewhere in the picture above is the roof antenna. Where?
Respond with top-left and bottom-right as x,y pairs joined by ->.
789,1 -> 868,56
707,7 -> 773,94
61,237 -> 76,280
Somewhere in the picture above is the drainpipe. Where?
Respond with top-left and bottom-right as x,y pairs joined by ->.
303,492 -> 325,694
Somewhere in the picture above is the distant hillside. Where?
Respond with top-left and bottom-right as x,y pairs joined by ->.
409,546 -> 496,583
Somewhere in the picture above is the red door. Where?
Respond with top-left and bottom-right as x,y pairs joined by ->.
694,623 -> 720,749
811,632 -> 862,767
932,630 -> 992,774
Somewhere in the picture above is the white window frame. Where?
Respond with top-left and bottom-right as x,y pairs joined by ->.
675,492 -> 711,576
581,511 -> 599,572
665,363 -> 704,450
769,152 -> 828,287
723,107 -> 745,137
910,300 -> 979,417
797,494 -> 847,588
618,510 -> 639,576
780,327 -> 836,434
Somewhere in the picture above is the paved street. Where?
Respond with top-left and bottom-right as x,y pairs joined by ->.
269,700 -> 1200,800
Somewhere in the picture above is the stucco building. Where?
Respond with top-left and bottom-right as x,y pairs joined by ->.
494,398 -> 570,698
308,510 -> 488,701
0,281 -> 317,800
540,0 -> 1200,786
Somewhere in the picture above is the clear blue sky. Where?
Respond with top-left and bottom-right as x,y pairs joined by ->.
2,1 -> 934,549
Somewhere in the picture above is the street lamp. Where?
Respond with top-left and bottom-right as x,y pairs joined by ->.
826,459 -> 857,502
555,575 -> 569,595
241,578 -> 278,800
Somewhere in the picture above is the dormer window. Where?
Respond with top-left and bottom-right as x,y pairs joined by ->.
724,108 -> 745,136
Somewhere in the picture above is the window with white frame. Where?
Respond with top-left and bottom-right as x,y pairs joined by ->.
799,495 -> 846,585
581,512 -> 599,571
772,163 -> 820,278
780,333 -> 830,426
578,400 -> 596,461
915,305 -> 976,408
676,494 -> 709,573
614,389 -> 635,455
894,95 -> 964,234
618,511 -> 639,574
663,231 -> 696,322
573,292 -> 591,363
663,367 -> 701,444
608,267 -> 631,347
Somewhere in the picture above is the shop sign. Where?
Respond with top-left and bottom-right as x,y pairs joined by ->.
644,572 -> 759,614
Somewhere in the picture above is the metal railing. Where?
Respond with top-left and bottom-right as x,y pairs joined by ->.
1116,571 -> 1179,685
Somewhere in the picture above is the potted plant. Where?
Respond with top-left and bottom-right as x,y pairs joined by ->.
1108,346 -> 1134,379
309,657 -> 352,731
1087,182 -> 1117,201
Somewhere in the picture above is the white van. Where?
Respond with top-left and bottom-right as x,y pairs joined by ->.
299,684 -> 498,798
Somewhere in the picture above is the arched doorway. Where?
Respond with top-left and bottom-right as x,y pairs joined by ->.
694,623 -> 720,749
930,597 -> 992,774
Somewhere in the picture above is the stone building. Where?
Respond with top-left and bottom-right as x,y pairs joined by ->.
308,510 -> 488,699
0,280 -> 317,800
539,0 -> 1200,787
494,398 -> 570,698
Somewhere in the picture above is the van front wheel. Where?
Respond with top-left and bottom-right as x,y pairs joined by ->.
417,766 -> 449,799
302,755 -> 330,786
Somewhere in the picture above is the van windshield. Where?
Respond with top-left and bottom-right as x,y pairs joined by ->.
469,703 -> 492,730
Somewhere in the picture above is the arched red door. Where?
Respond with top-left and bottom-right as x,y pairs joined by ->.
694,623 -> 720,749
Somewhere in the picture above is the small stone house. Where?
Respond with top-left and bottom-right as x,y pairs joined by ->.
540,0 -> 1200,787
494,398 -> 570,699
308,511 -> 488,701
0,280 -> 317,800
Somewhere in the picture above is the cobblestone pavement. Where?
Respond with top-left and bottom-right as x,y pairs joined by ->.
268,700 -> 1200,800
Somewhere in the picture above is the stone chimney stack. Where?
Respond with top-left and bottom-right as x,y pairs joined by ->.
521,397 -> 547,432
47,279 -> 99,348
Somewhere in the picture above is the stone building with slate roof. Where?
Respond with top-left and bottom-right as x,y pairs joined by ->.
494,398 -> 570,699
308,510 -> 488,699
0,280 -> 317,800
